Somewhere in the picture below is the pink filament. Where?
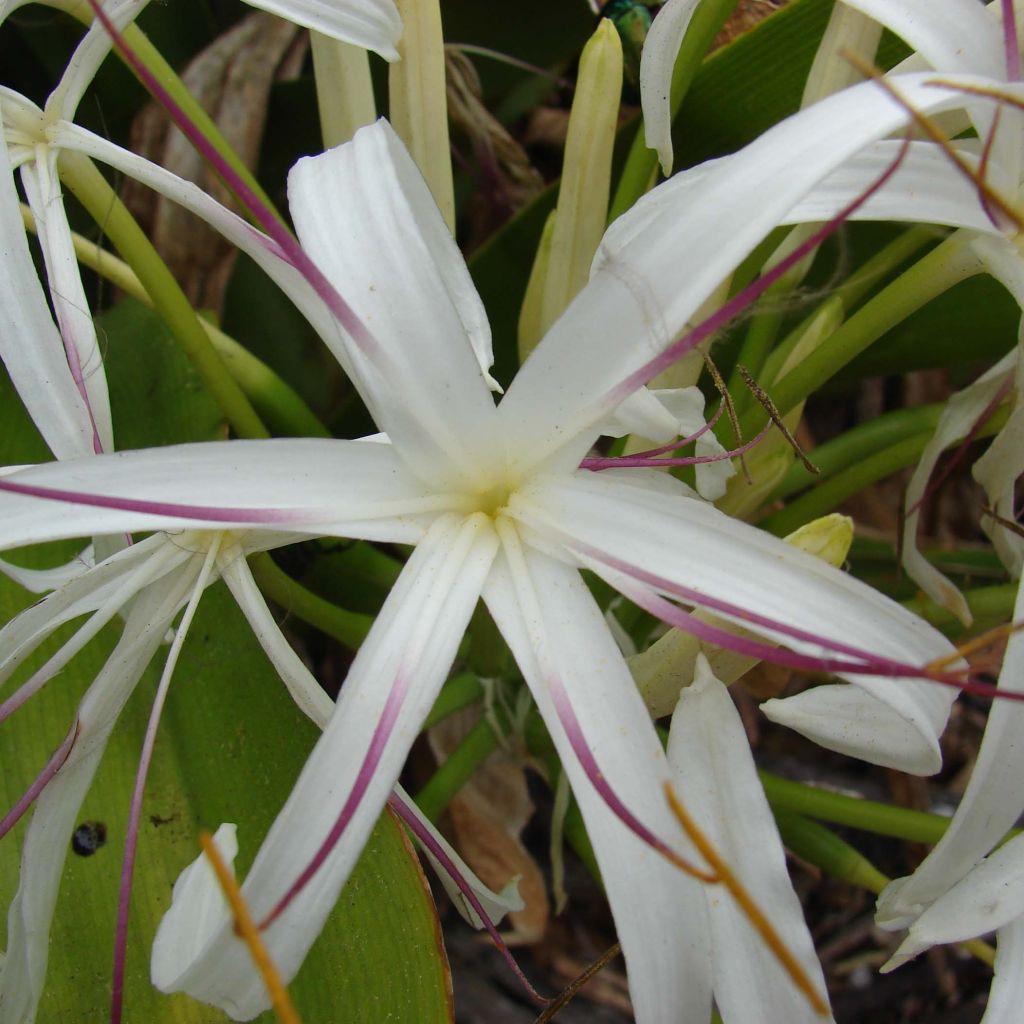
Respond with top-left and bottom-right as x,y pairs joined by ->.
0,476 -> 306,524
386,790 -> 548,1006
258,669 -> 411,931
603,136 -> 913,408
0,721 -> 78,840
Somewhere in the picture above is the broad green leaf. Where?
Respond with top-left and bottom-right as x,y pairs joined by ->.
0,349 -> 453,1023
99,298 -> 227,449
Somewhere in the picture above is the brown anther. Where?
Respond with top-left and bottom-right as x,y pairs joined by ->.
737,365 -> 819,475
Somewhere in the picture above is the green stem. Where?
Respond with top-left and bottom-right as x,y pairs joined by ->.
762,770 -> 1008,847
760,433 -> 933,536
904,583 -> 1019,634
760,405 -> 1008,536
773,403 -> 945,500
773,809 -> 890,893
423,673 -> 485,731
21,203 -> 328,438
738,234 -> 982,440
59,152 -> 269,439
608,0 -> 740,220
414,719 -> 499,823
248,552 -> 373,649
120,25 -> 288,229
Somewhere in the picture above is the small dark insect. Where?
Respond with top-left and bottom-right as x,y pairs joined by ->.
71,821 -> 107,857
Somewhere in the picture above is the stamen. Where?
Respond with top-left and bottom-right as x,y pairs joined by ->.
0,475 -> 305,524
0,721 -> 78,840
111,539 -> 222,1024
257,668 -> 411,931
581,423 -> 770,470
605,132 -> 915,403
533,942 -> 622,1024
199,832 -> 303,1024
704,352 -> 751,482
736,365 -> 819,475
387,790 -> 550,1006
663,784 -> 830,1017
925,619 -> 1024,673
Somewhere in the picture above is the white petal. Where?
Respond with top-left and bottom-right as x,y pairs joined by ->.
219,556 -> 334,729
901,349 -> 1015,626
0,548 -> 94,593
839,0 -> 1004,76
500,73 -> 1024,476
838,0 -> 1020,179
46,120 -> 348,379
288,120 -> 500,490
152,514 -> 497,1020
0,439 -> 448,548
0,108 -> 94,459
20,154 -> 113,451
639,0 -> 702,175
0,534 -> 183,693
150,824 -> 240,991
668,657 -> 831,1023
513,472 -> 956,773
0,570 -> 192,1023
782,141 -> 1013,235
241,0 -> 401,60
46,0 -> 151,123
984,917 -> 1024,1024
483,541 -> 712,1024
389,784 -> 525,929
877,579 -> 1024,929
886,830 -> 1024,968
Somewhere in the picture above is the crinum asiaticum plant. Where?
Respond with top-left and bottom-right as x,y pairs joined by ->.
0,1 -> 1015,1022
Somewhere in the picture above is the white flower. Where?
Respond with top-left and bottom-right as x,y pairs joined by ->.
0,0 -> 401,463
0,110 -> 968,1021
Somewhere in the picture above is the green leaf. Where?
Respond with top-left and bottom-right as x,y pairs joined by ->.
0,575 -> 453,1023
98,298 -> 227,449
0,332 -> 452,1023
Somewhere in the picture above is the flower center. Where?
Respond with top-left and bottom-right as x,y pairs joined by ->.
473,483 -> 513,518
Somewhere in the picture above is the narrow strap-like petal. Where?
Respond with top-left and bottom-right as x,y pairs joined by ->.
514,472 -> 956,774
0,569 -> 194,1024
0,439 -> 451,549
878,579 -> 1024,930
151,514 -> 497,1020
483,542 -> 712,1024
242,0 -> 402,59
639,0 -> 702,175
668,658 -> 832,1023
0,110 -> 94,459
20,153 -> 113,452
288,121 -> 501,490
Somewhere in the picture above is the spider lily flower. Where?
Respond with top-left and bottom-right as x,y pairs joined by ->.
0,103 -> 979,1021
0,513 -> 523,1023
0,0 -> 400,459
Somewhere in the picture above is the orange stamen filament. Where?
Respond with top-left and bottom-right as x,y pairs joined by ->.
925,619 -> 1024,673
663,784 -> 830,1017
842,53 -> 1024,232
200,832 -> 302,1024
